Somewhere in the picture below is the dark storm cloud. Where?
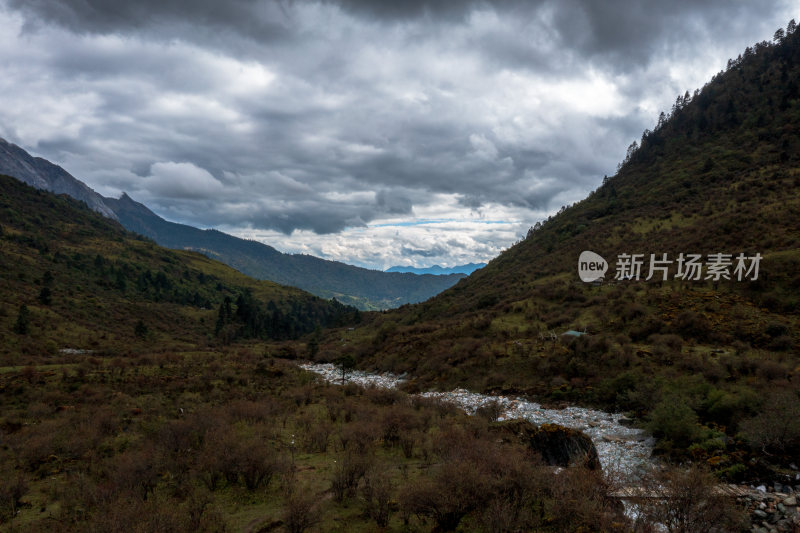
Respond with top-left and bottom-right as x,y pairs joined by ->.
332,0 -> 775,69
332,0 -> 495,21
9,0 -> 780,65
7,0 -> 295,43
401,245 -> 449,258
549,0 -> 762,62
10,0 -> 482,31
0,0 -> 795,256
375,190 -> 413,215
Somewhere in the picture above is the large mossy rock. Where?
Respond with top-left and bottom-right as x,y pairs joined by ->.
491,419 -> 601,470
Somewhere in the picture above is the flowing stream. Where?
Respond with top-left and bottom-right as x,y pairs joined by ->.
299,362 -> 656,480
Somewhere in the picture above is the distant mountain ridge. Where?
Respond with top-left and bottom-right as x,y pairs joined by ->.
0,138 -> 465,310
103,191 -> 465,310
386,263 -> 486,275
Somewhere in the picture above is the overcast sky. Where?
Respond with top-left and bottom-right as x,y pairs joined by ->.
0,1 -> 795,269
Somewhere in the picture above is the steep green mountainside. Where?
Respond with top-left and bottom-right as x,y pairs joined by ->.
104,192 -> 464,311
420,32 -> 800,322
0,174 -> 355,364
315,26 -> 800,469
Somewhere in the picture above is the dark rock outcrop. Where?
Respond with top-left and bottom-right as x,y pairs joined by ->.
0,137 -> 117,220
491,419 -> 601,470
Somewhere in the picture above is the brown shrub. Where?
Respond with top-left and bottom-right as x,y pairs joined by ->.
331,448 -> 373,501
544,468 -> 622,532
282,483 -> 321,533
237,441 -> 281,491
0,469 -> 28,523
304,418 -> 332,454
755,358 -> 789,381
740,387 -> 800,455
399,460 -> 487,531
361,465 -> 394,527
475,399 -> 504,423
107,447 -> 160,500
399,434 -> 553,532
648,333 -> 683,352
364,386 -> 405,406
632,466 -> 748,533
338,419 -> 379,454
87,494 -> 199,533
225,399 -> 277,424
198,428 -> 281,491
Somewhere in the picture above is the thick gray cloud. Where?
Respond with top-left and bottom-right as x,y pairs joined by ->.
0,0 -> 795,268
402,244 -> 449,258
7,0 -> 295,44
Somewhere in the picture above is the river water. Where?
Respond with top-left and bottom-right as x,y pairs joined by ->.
299,362 -> 656,480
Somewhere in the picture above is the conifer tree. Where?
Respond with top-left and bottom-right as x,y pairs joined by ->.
13,304 -> 29,335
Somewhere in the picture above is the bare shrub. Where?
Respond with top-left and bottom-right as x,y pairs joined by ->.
648,333 -> 683,352
399,435 -> 498,531
755,359 -> 789,381
474,450 -> 552,533
88,495 -> 186,532
475,399 -> 504,423
338,419 -> 379,454
671,310 -> 711,341
331,448 -> 373,501
364,386 -> 404,406
380,404 -> 420,448
632,466 -> 748,533
306,419 -> 332,453
544,467 -> 622,532
361,465 -> 394,528
623,303 -> 647,322
237,441 -> 281,492
399,430 -> 418,459
107,447 -> 160,500
197,427 -> 237,490
740,386 -> 800,455
182,487 -> 229,532
288,384 -> 316,406
226,399 -> 277,424
399,460 -> 487,532
156,417 -> 207,477
282,484 -> 321,533
0,469 -> 28,524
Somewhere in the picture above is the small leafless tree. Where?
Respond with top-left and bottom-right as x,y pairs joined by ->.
282,482 -> 321,533
361,465 -> 394,527
632,466 -> 748,533
0,470 -> 28,528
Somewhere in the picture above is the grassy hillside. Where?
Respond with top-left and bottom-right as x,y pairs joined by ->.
105,193 -> 465,311
0,174 -> 356,365
310,24 -> 800,474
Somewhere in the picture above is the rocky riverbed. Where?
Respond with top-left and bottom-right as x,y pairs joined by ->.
733,483 -> 800,533
298,362 -> 656,479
